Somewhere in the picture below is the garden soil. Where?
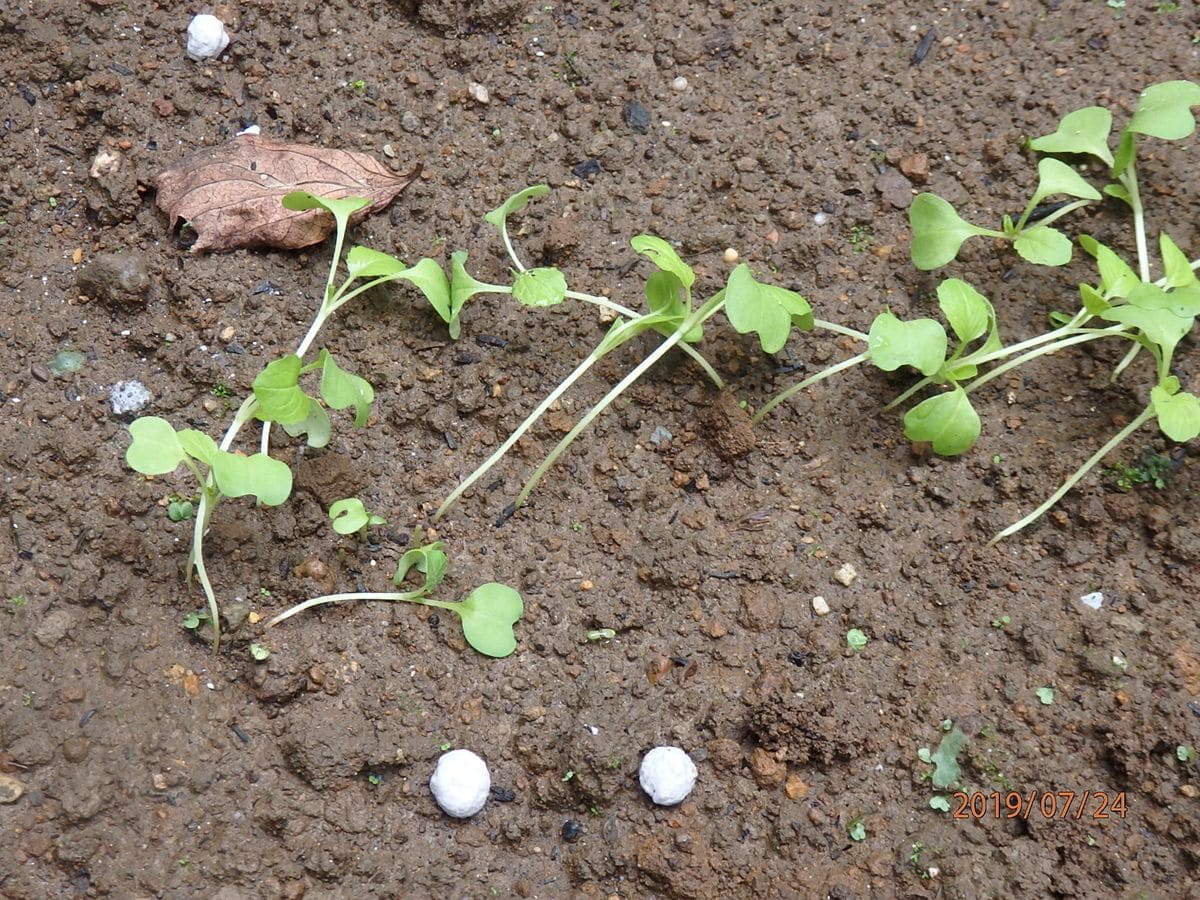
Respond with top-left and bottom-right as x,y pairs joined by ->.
2,1 -> 1199,897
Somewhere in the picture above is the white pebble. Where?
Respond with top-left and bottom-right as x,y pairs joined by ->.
1079,591 -> 1104,610
468,81 -> 490,104
834,563 -> 858,586
671,76 -> 689,92
722,247 -> 739,265
639,746 -> 697,806
110,380 -> 152,415
429,749 -> 490,818
186,14 -> 230,62
812,596 -> 830,616
813,212 -> 829,226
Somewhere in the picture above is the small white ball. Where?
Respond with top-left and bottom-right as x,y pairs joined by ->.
429,749 -> 490,818
671,76 -> 689,92
639,746 -> 697,806
722,247 -> 739,265
187,14 -> 230,62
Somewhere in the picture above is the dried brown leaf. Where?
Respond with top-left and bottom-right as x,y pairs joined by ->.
154,135 -> 419,252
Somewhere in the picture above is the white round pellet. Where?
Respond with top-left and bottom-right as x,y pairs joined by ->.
639,746 -> 697,806
722,247 -> 739,264
671,76 -> 689,92
429,749 -> 491,818
187,14 -> 230,62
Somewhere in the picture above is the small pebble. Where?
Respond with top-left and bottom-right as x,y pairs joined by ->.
834,563 -> 858,586
722,247 -> 739,264
0,773 -> 24,804
813,211 -> 829,226
30,363 -> 51,383
561,820 -> 583,842
186,13 -> 230,62
812,596 -> 830,616
468,82 -> 490,104
623,99 -> 651,134
219,326 -> 236,343
109,380 -> 152,415
1080,591 -> 1104,610
670,76 -> 689,92
401,111 -> 422,133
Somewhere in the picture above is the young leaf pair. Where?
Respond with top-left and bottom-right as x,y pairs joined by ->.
265,541 -> 524,658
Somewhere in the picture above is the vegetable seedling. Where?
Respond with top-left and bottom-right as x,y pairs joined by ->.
1036,687 -> 1055,706
846,628 -> 869,651
265,541 -> 524,657
328,497 -> 387,537
848,819 -> 867,842
126,193 -> 382,650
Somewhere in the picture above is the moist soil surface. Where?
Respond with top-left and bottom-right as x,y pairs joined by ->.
2,2 -> 1199,897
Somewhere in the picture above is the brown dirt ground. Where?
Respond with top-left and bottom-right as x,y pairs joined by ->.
2,1 -> 1199,897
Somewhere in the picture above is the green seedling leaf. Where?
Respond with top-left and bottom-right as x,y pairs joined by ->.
937,278 -> 992,345
1079,236 -> 1139,299
846,629 -> 868,651
450,250 -> 505,339
1102,283 -> 1200,360
454,582 -> 524,658
867,311 -> 947,377
1029,157 -> 1102,206
253,355 -> 310,425
1111,129 -> 1136,180
393,542 -> 448,596
249,642 -> 270,661
724,263 -> 813,354
399,257 -> 453,324
177,429 -> 218,466
512,266 -> 568,307
281,398 -> 332,448
642,270 -> 703,343
929,796 -> 951,813
346,245 -> 407,279
320,351 -> 374,427
1012,225 -> 1073,267
1151,384 -> 1200,442
848,820 -> 866,842
329,497 -> 385,535
126,417 -> 187,475
1179,745 -> 1196,763
1036,687 -> 1055,705
904,387 -> 981,456
1027,106 -> 1114,166
483,184 -> 550,235
1159,233 -> 1197,289
210,450 -> 292,506
282,192 -> 371,236
1079,283 -> 1111,316
1128,80 -> 1200,140
908,193 -> 993,270
931,725 -> 966,790
630,234 -> 696,294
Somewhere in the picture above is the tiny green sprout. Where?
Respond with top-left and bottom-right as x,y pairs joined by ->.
570,520 -> 583,532
182,610 -> 209,631
991,615 -> 1010,629
249,643 -> 270,661
930,726 -> 966,790
48,196 -> 58,209
916,747 -> 932,764
929,796 -> 951,812
562,770 -> 575,782
848,818 -> 867,842
368,773 -> 383,786
846,628 -> 868,651
1036,687 -> 1055,705
328,497 -> 387,537
909,842 -> 925,868
992,454 -> 1003,465
439,741 -> 452,752
847,225 -> 873,253
8,595 -> 28,611
348,79 -> 366,92
941,718 -> 953,732
586,628 -> 616,641
210,382 -> 232,398
259,587 -> 272,598
167,497 -> 195,522
1177,745 -> 1195,762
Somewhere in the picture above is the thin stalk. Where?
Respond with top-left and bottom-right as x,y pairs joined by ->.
565,289 -> 638,319
1119,161 -> 1150,282
962,328 -> 1133,395
752,351 -> 870,425
509,292 -> 727,513
814,318 -> 870,342
989,405 -> 1155,545
499,224 -> 527,273
1110,341 -> 1143,383
265,590 -> 429,628
431,351 -> 605,523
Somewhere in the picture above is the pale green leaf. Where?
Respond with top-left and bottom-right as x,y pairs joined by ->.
908,193 -> 992,270
1027,106 -> 1114,166
126,417 -> 186,475
867,311 -> 947,377
512,266 -> 568,307
483,185 -> 550,236
210,450 -> 293,506
457,583 -> 524,658
937,278 -> 992,344
320,352 -> 374,427
253,355 -> 310,424
630,235 -> 696,292
281,398 -> 332,448
1152,385 -> 1200,442
723,264 -> 812,353
903,387 -> 981,456
1128,80 -> 1200,140
1030,158 -> 1102,207
177,429 -> 218,466
1160,233 -> 1197,289
1013,225 -> 1073,266
346,245 -> 407,279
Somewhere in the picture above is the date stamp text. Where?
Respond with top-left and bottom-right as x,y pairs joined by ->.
952,790 -> 1128,821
